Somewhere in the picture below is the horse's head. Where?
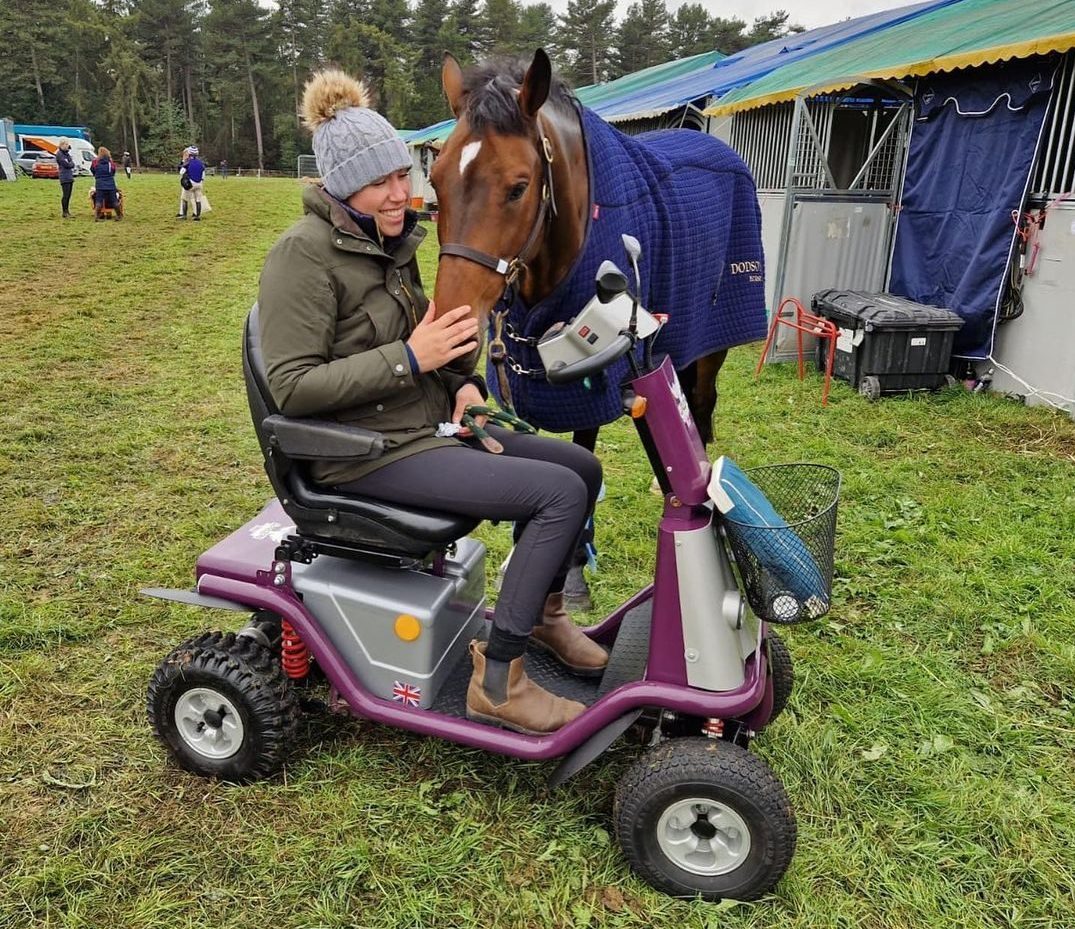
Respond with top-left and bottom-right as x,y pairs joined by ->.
431,49 -> 583,326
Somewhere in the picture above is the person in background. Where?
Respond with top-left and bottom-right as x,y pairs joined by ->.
178,145 -> 207,221
122,151 -> 133,179
91,146 -> 119,221
56,139 -> 76,219
176,148 -> 190,218
257,70 -> 607,735
219,158 -> 228,180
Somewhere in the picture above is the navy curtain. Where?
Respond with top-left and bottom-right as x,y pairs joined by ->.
890,57 -> 1057,358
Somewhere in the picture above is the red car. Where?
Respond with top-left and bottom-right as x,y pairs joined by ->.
32,155 -> 59,179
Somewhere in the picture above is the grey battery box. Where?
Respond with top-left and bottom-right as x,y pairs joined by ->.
537,291 -> 660,371
291,537 -> 486,708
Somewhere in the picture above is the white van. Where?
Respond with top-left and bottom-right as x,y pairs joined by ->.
16,135 -> 96,175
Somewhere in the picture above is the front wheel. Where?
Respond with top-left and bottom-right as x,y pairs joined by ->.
614,738 -> 796,901
147,630 -> 300,782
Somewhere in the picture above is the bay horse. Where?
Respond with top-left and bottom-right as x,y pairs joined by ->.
429,49 -> 768,598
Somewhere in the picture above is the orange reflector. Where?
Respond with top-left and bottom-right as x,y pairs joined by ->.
630,396 -> 648,418
394,614 -> 421,641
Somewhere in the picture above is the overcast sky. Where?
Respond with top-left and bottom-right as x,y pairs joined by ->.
549,0 -> 915,30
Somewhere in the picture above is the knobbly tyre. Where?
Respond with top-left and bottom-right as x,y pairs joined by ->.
145,235 -> 840,901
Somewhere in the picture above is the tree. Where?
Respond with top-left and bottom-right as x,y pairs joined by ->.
477,0 -> 521,57
746,10 -> 804,46
324,20 -> 415,127
557,0 -> 616,85
449,0 -> 482,63
518,3 -> 559,62
614,0 -> 670,79
204,0 -> 275,171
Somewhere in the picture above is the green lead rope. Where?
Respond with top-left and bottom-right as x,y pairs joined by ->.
460,404 -> 537,454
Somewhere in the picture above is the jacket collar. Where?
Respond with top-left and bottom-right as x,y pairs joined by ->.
302,184 -> 425,266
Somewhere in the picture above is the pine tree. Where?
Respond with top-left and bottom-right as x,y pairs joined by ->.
614,0 -> 670,79
556,0 -> 616,85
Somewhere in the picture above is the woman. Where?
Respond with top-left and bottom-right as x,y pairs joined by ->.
56,139 -> 75,218
90,146 -> 119,221
259,70 -> 607,735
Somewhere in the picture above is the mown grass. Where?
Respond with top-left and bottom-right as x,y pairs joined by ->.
1,173 -> 1073,929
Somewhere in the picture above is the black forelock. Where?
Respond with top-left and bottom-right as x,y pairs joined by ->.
461,57 -> 575,135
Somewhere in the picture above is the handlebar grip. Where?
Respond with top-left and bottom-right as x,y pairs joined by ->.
546,332 -> 633,384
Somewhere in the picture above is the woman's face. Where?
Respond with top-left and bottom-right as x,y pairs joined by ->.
348,168 -> 411,237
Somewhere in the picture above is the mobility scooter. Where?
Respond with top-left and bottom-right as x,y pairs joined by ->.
145,237 -> 840,901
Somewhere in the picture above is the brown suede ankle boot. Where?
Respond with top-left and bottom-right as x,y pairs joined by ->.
529,593 -> 609,678
466,641 -> 584,735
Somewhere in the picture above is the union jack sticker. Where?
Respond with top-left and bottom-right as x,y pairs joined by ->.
391,681 -> 422,707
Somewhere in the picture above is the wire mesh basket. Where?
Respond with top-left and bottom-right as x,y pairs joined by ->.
719,463 -> 840,624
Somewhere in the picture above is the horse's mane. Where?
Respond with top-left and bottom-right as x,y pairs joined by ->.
462,57 -> 577,135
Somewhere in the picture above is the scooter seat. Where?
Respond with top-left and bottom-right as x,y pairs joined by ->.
244,304 -> 478,559
285,467 -> 478,556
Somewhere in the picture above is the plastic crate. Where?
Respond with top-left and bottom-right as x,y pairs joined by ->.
719,463 -> 840,625
812,290 -> 964,399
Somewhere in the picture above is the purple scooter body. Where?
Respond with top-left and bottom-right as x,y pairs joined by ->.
192,353 -> 772,761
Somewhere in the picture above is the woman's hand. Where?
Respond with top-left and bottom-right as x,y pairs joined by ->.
452,383 -> 487,437
407,301 -> 479,372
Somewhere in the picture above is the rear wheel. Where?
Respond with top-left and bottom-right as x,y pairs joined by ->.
147,631 -> 299,782
614,738 -> 796,900
858,375 -> 882,401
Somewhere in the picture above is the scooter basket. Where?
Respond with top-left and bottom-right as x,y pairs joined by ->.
719,463 -> 840,624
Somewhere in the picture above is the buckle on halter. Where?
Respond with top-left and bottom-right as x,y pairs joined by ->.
488,339 -> 507,363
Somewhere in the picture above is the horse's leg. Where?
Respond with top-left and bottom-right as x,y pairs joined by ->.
680,350 -> 729,446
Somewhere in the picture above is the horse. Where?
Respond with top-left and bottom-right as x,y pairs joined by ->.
429,49 -> 768,600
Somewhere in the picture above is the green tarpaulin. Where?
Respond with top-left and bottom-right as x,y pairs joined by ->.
708,0 -> 1075,115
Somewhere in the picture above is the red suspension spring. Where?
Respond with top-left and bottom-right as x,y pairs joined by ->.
280,619 -> 310,679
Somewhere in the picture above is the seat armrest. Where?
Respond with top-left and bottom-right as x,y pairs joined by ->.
263,414 -> 385,461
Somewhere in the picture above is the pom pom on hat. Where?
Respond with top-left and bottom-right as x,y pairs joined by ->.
302,69 -> 373,131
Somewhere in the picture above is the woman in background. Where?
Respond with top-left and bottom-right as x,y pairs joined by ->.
56,139 -> 75,219
90,146 -> 119,221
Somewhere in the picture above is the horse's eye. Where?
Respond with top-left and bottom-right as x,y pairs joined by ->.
507,182 -> 528,202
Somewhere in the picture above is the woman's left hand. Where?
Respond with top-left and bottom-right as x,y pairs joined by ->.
452,383 -> 487,437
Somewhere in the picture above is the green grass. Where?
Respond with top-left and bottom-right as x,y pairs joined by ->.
1,173 -> 1073,929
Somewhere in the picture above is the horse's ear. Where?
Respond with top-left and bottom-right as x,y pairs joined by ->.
519,48 -> 551,120
442,53 -> 465,117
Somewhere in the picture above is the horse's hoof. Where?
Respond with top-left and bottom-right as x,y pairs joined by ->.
562,564 -> 592,613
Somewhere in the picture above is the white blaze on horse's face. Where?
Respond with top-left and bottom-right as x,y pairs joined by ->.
458,140 -> 482,177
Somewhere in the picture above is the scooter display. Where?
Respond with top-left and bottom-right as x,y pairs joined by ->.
145,236 -> 840,901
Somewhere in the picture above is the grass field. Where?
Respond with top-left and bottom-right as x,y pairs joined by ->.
1,173 -> 1073,929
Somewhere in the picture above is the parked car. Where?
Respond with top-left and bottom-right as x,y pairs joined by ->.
32,154 -> 59,179
15,150 -> 43,174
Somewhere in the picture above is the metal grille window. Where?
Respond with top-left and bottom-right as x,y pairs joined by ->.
1031,50 -> 1075,199
727,93 -> 908,195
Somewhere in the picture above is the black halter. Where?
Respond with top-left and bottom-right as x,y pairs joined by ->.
437,126 -> 558,296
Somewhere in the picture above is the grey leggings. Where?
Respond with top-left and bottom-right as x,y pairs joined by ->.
338,425 -> 602,636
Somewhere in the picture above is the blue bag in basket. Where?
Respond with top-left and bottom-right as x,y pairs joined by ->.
708,456 -> 828,619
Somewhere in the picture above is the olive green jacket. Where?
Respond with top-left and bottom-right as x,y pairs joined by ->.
258,185 -> 471,485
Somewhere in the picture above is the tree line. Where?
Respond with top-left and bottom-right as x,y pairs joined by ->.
0,0 -> 801,172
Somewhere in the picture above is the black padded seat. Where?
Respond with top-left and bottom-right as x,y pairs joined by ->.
243,305 -> 478,557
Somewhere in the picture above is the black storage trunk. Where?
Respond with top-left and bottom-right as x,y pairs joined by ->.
812,290 -> 964,399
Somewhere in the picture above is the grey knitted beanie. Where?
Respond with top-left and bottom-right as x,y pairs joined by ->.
301,69 -> 411,200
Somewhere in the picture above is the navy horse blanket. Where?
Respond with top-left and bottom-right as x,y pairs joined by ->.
489,107 -> 768,432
